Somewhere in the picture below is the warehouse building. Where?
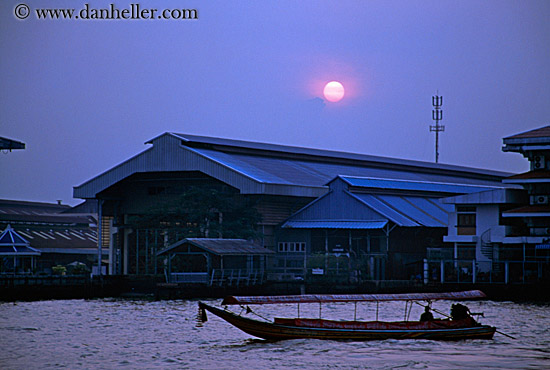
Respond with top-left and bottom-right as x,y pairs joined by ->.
73,132 -> 510,280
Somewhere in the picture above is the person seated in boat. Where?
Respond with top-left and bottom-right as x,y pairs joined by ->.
450,303 -> 478,326
420,306 -> 434,321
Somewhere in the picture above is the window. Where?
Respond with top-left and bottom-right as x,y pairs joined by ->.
278,242 -> 306,252
457,206 -> 476,235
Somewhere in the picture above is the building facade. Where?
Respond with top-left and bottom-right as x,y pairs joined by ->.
73,132 -> 509,280
439,126 -> 550,284
276,175 -> 508,282
0,199 -> 99,274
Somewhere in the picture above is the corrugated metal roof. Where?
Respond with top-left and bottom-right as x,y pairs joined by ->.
15,228 -> 98,251
0,201 -> 100,256
350,193 -> 453,227
0,213 -> 93,225
349,193 -> 418,227
172,133 -> 510,178
282,220 -> 388,229
75,132 -> 510,199
158,238 -> 275,256
282,176 -> 455,229
377,195 -> 448,227
338,176 -> 504,194
0,225 -> 98,252
441,188 -> 526,205
192,147 -> 509,188
0,199 -> 71,214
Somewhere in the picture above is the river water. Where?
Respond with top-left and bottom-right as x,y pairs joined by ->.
0,298 -> 549,369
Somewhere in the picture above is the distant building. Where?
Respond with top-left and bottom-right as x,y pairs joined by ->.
440,126 -> 550,284
73,133 -> 509,280
277,175 -> 508,282
0,199 -> 100,274
502,126 -> 550,238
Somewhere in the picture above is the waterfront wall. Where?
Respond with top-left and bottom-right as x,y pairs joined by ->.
2,275 -> 549,301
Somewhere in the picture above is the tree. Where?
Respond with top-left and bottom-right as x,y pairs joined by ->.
129,186 -> 262,240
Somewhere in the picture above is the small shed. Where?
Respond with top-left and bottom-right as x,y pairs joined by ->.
0,225 -> 41,273
157,238 -> 274,286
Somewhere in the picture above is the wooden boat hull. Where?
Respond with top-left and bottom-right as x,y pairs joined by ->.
198,302 -> 496,341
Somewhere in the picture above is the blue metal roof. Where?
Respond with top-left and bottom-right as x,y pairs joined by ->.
283,178 -> 453,229
350,193 -> 453,227
349,193 -> 418,227
338,176 -> 503,194
172,133 -> 510,178
75,132 -> 511,199
191,147 -> 509,188
375,195 -> 449,227
282,220 -> 388,229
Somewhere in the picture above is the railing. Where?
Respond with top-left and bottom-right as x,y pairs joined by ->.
273,253 -> 356,276
425,259 -> 550,284
170,272 -> 209,284
168,269 -> 264,286
209,269 -> 264,287
0,275 -> 91,287
270,252 -> 389,282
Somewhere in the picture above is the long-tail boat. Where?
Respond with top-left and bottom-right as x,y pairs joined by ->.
198,290 -> 496,341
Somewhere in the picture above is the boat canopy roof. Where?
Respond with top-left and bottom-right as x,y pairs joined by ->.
221,290 -> 486,305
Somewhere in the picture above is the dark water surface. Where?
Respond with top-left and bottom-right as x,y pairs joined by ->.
1,298 -> 549,369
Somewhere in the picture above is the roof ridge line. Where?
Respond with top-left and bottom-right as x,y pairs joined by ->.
179,142 -> 266,184
337,175 -> 506,189
170,132 -> 511,178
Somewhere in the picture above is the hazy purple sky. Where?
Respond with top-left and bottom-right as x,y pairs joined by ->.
1,0 -> 549,205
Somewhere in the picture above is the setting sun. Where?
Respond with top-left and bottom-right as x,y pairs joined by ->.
323,81 -> 345,102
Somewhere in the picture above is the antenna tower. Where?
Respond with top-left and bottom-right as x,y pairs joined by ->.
429,94 -> 444,163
